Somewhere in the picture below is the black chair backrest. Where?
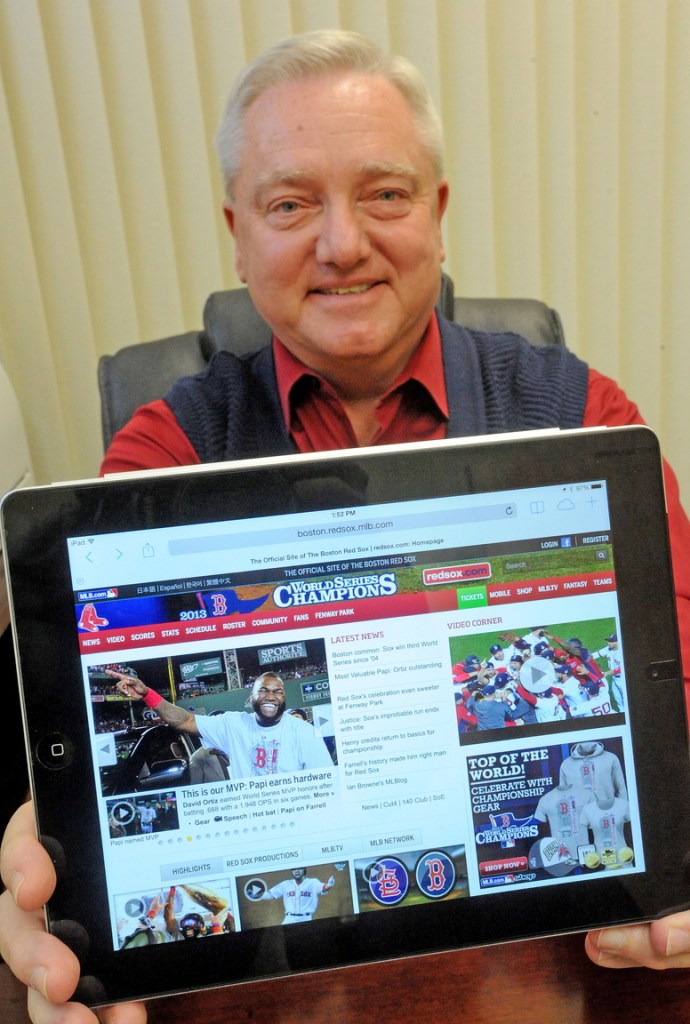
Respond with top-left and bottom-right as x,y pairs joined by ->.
98,272 -> 564,449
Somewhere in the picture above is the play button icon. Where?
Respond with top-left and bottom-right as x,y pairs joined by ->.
519,656 -> 557,694
110,800 -> 137,826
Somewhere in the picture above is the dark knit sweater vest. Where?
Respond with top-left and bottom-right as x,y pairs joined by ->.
166,316 -> 589,464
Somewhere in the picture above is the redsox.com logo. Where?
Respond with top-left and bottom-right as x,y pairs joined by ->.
273,572 -> 397,608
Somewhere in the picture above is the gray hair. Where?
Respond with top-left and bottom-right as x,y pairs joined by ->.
215,29 -> 444,199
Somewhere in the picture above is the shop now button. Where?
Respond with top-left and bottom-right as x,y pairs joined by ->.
479,857 -> 528,876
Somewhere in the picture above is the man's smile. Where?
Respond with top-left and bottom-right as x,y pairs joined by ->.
313,282 -> 377,295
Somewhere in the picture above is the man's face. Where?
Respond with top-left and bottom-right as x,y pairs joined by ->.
291,868 -> 306,883
250,677 -> 286,725
225,73 -> 449,392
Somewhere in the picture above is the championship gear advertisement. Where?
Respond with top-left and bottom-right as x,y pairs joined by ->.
468,736 -> 634,887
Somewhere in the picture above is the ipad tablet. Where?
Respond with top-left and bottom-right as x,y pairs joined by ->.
2,425 -> 689,1006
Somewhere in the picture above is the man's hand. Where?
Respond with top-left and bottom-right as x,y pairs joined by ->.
107,671 -> 198,735
107,670 -> 148,700
586,914 -> 690,970
0,801 -> 148,1023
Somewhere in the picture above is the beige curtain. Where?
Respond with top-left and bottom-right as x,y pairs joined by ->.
0,0 -> 688,503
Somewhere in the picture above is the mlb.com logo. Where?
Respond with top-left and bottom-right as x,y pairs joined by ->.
422,563 -> 491,586
77,588 -> 118,601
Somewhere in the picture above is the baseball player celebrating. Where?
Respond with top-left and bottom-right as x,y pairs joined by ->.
259,867 -> 335,923
592,634 -> 625,711
109,669 -> 333,777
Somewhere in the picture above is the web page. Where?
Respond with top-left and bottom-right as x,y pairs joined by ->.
68,478 -> 640,948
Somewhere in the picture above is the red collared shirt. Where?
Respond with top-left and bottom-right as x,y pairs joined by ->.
100,340 -> 690,702
273,316 -> 449,452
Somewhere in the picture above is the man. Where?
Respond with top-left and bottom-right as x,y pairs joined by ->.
111,669 -> 333,776
252,866 -> 335,924
499,680 -> 537,726
1,29 -> 690,1024
466,683 -> 514,730
452,654 -> 485,687
489,643 -> 506,662
554,663 -> 595,718
137,802 -> 156,834
592,633 -> 625,712
507,653 -> 524,681
514,680 -> 567,724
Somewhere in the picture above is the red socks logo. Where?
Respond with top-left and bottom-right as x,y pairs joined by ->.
78,603 -> 109,632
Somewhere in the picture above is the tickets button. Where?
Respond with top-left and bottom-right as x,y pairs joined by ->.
455,586 -> 487,608
35,732 -> 75,770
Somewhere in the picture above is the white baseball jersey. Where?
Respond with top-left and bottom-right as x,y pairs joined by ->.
559,677 -> 613,717
593,644 -> 623,677
556,676 -> 593,717
268,877 -> 327,922
531,692 -> 566,724
593,643 -> 625,710
138,805 -> 157,828
196,709 -> 332,777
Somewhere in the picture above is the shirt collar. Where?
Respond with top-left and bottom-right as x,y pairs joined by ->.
273,312 -> 448,425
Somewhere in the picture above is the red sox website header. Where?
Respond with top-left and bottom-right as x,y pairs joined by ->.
70,481 -> 641,948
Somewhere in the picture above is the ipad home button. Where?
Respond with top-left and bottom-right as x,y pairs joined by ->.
36,732 -> 75,770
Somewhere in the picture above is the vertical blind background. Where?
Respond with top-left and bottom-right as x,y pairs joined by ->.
0,0 -> 688,503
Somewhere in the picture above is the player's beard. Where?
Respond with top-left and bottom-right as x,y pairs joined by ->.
251,695 -> 285,727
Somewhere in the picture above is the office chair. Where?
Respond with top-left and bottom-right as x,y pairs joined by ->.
98,273 -> 565,449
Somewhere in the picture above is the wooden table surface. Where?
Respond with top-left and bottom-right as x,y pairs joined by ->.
4,931 -> 690,1024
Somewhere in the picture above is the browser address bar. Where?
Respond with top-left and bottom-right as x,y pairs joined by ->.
168,502 -> 517,556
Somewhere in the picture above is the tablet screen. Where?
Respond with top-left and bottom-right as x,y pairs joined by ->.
73,461 -> 634,942
4,428 -> 687,1003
